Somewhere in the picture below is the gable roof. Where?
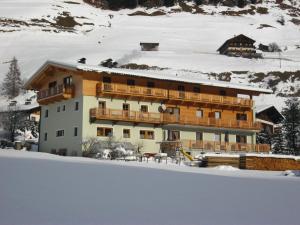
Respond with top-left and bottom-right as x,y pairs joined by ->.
255,105 -> 284,124
25,60 -> 272,94
217,34 -> 256,52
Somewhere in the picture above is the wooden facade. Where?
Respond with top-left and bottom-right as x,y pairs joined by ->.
217,34 -> 262,58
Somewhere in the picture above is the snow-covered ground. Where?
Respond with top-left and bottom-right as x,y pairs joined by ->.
0,150 -> 299,225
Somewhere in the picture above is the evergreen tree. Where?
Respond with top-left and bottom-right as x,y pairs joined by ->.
281,98 -> 300,155
256,128 -> 272,145
2,57 -> 22,99
272,126 -> 286,154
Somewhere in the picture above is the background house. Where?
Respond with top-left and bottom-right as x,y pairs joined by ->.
217,34 -> 262,58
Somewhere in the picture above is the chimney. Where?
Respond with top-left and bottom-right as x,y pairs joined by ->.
78,58 -> 86,64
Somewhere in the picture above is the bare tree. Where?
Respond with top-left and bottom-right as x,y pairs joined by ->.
81,137 -> 100,157
2,57 -> 22,99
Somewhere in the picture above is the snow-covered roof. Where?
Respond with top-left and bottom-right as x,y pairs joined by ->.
26,60 -> 273,94
255,104 -> 284,123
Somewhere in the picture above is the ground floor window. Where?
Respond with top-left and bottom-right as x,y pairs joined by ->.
140,130 -> 154,139
123,129 -> 130,138
97,127 -> 113,137
214,133 -> 221,142
56,130 -> 64,137
236,135 -> 247,143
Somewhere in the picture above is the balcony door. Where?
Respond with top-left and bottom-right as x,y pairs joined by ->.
48,81 -> 57,95
146,81 -> 154,95
123,103 -> 130,118
98,101 -> 106,115
63,76 -> 73,87
103,77 -> 112,91
178,85 -> 185,99
167,107 -> 180,122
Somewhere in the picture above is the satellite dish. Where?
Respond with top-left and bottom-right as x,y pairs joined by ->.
158,104 -> 167,113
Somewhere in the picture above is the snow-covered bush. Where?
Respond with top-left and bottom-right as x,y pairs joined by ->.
268,42 -> 282,52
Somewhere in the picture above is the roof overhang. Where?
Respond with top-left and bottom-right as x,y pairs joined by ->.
25,60 -> 273,95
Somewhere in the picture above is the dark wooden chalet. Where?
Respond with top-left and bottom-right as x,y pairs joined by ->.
256,105 -> 284,134
217,34 -> 262,58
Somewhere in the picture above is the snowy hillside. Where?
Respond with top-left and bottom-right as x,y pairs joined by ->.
0,0 -> 299,108
0,150 -> 299,225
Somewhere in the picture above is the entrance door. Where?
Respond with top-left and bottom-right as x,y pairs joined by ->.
168,130 -> 180,141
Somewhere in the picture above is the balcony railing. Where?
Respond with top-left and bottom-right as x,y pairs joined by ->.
97,83 -> 253,108
37,84 -> 74,103
161,140 -> 270,153
90,108 -> 261,130
90,108 -> 163,124
97,83 -> 168,99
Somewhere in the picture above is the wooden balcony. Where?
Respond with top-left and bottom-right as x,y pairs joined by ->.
90,108 -> 163,124
96,83 -> 168,101
161,140 -> 270,153
37,84 -> 74,105
96,83 -> 253,108
168,90 -> 253,108
90,108 -> 261,131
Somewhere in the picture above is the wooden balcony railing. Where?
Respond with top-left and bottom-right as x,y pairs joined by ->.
90,108 -> 163,124
96,83 -> 253,108
90,108 -> 261,130
161,140 -> 270,153
97,83 -> 168,99
168,90 -> 253,107
37,84 -> 74,104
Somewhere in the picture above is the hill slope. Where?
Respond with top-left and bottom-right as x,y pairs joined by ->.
0,0 -> 299,108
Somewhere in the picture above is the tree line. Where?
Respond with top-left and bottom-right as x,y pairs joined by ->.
84,0 -> 259,10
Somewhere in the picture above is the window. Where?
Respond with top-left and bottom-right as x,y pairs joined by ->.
141,105 -> 148,113
220,90 -> 226,96
147,81 -> 155,88
225,133 -> 229,142
236,135 -> 247,143
56,130 -> 64,137
48,81 -> 57,89
74,127 -> 78,137
57,106 -> 60,112
214,133 -> 221,142
62,105 -> 66,111
75,101 -> 79,111
196,132 -> 203,141
45,109 -> 48,118
178,85 -> 185,91
193,86 -> 201,93
97,127 -> 113,137
103,76 -> 111,83
196,109 -> 203,118
44,133 -> 48,141
215,111 -> 221,119
140,130 -> 154,139
123,129 -> 130,138
236,113 -> 247,121
63,76 -> 73,87
98,101 -> 106,109
123,103 -> 129,111
127,79 -> 135,86
168,130 -> 180,141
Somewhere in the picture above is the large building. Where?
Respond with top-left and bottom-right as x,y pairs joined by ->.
25,61 -> 272,156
